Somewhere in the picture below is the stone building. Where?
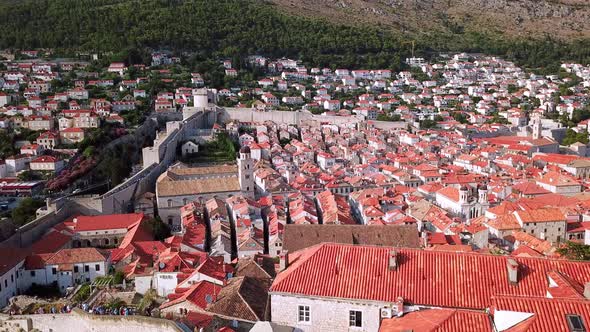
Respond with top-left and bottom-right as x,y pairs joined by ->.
156,163 -> 242,230
435,185 -> 489,221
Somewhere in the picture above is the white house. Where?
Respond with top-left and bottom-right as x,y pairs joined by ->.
323,100 -> 341,111
181,141 -> 199,157
316,152 -> 335,171
5,155 -> 31,175
30,155 -> 65,173
23,248 -> 109,294
0,249 -> 26,308
0,93 -> 11,106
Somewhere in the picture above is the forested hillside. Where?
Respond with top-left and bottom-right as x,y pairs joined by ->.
270,0 -> 590,40
0,0 -> 590,71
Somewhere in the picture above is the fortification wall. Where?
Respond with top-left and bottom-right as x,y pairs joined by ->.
222,107 -> 305,125
2,110 -> 213,248
0,199 -> 79,248
98,110 -> 210,214
221,107 -> 368,127
368,120 -> 408,131
0,310 -> 184,332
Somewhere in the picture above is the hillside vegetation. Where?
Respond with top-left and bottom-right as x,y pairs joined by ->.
270,0 -> 590,40
0,0 -> 589,71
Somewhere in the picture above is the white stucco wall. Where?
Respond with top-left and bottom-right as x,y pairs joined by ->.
270,293 -> 385,332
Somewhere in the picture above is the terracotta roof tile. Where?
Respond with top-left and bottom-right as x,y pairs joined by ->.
271,243 -> 590,310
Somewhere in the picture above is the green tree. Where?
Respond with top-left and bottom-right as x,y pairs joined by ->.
0,131 -> 15,158
73,284 -> 91,302
420,119 -> 438,129
113,271 -> 126,284
82,146 -> 95,158
562,129 -> 589,146
376,113 -> 401,122
11,198 -> 44,226
557,242 -> 590,260
571,108 -> 590,124
452,112 -> 469,124
17,170 -> 42,181
145,217 -> 171,241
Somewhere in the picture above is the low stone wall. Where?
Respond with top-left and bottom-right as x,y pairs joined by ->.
0,309 -> 184,332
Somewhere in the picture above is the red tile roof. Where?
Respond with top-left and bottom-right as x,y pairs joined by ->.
31,155 -> 59,163
30,230 -> 71,254
131,241 -> 170,264
512,181 -> 550,196
379,308 -> 493,332
64,213 -> 144,232
0,251 -> 26,275
118,221 -> 153,249
160,281 -> 221,310
45,248 -> 108,270
436,186 -> 460,202
271,243 -> 590,310
514,208 -> 565,223
492,295 -> 590,332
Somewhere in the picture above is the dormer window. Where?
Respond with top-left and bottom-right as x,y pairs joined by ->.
567,315 -> 586,332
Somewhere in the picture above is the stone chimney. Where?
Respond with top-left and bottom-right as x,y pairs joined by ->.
584,282 -> 590,299
421,232 -> 428,248
506,258 -> 519,284
388,250 -> 398,271
394,296 -> 404,317
279,250 -> 290,271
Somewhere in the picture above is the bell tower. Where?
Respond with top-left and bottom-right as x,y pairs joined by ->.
238,146 -> 255,197
532,115 -> 542,140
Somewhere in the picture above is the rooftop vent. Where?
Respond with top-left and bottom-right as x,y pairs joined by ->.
279,250 -> 289,271
506,258 -> 519,284
389,250 -> 398,271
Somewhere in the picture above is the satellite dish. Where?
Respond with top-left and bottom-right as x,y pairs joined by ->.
205,294 -> 213,304
159,262 -> 165,270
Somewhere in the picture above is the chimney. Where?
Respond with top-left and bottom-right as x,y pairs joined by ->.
394,296 -> 404,317
506,258 -> 519,284
584,282 -> 590,299
256,256 -> 263,266
73,218 -> 78,223
279,250 -> 289,271
421,231 -> 428,248
388,250 -> 398,271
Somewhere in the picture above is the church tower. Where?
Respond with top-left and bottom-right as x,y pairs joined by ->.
478,185 -> 488,204
532,116 -> 542,140
238,146 -> 255,197
459,185 -> 469,204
